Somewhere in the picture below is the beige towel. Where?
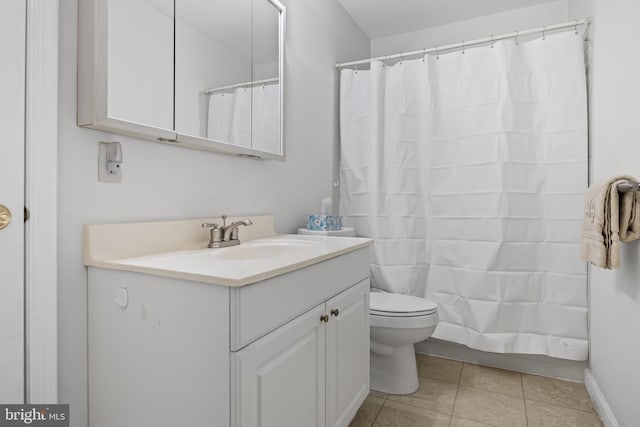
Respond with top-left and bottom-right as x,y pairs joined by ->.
580,175 -> 640,269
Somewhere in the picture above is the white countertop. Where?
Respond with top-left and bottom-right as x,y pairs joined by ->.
84,216 -> 372,287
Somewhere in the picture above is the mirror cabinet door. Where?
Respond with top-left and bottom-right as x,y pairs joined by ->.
79,0 -> 284,158
107,0 -> 175,131
175,0 -> 253,147
251,0 -> 282,155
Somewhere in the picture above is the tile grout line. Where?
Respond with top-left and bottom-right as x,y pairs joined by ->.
369,393 -> 388,427
453,414 -> 502,427
522,373 -> 530,427
385,398 -> 456,418
384,394 -> 454,418
418,376 -> 460,386
524,397 -> 598,414
459,385 -> 528,399
520,372 -> 596,414
455,362 -> 527,399
448,384 -> 459,427
448,362 -> 464,426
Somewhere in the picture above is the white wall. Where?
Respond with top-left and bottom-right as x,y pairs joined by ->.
371,0 -> 570,57
579,0 -> 640,425
57,1 -> 369,425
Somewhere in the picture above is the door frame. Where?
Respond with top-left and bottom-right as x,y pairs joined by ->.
24,0 -> 59,403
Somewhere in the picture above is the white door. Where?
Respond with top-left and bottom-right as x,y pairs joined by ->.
233,305 -> 326,427
0,0 -> 26,403
326,280 -> 370,427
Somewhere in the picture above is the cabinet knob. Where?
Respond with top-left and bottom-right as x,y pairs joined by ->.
320,314 -> 329,323
330,309 -> 339,317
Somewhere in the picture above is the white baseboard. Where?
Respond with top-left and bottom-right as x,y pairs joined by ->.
415,339 -> 588,381
584,369 -> 619,427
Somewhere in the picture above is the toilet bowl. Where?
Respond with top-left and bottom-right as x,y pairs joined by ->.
369,292 -> 439,395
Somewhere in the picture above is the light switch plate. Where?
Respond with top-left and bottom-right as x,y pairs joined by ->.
98,141 -> 123,183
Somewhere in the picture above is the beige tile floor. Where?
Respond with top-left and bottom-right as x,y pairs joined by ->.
350,354 -> 603,427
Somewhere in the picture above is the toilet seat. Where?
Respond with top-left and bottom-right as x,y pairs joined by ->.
370,310 -> 439,329
370,292 -> 437,317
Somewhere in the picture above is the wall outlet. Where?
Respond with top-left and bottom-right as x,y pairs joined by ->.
98,141 -> 123,183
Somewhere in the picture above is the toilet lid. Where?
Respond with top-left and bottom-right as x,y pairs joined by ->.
370,292 -> 438,317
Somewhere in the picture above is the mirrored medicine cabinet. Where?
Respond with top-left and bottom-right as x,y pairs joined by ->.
78,0 -> 285,160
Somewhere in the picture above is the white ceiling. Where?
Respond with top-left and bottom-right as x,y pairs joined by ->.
337,0 -> 560,39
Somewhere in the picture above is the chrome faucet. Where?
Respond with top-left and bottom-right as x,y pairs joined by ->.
202,215 -> 253,248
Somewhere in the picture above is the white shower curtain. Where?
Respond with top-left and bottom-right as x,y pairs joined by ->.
340,32 -> 588,360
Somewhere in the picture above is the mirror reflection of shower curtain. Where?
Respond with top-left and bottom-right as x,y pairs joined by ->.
251,84 -> 280,153
207,92 -> 234,142
340,32 -> 588,361
206,83 -> 280,152
230,87 -> 252,147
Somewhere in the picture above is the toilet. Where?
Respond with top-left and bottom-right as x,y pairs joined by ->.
369,292 -> 439,395
295,227 -> 438,394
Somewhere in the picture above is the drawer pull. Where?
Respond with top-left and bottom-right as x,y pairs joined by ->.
320,314 -> 329,323
330,309 -> 339,317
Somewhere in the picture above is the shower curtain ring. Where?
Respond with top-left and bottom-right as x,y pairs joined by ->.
354,63 -> 358,75
515,30 -> 519,45
462,41 -> 465,55
542,26 -> 546,40
436,46 -> 439,60
422,48 -> 426,62
399,53 -> 404,65
574,20 -> 579,35
490,35 -> 494,48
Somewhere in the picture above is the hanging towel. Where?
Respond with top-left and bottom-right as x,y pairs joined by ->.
580,175 -> 640,269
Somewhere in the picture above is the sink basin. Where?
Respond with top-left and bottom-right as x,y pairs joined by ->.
104,233 -> 371,287
208,238 -> 322,260
85,216 -> 373,287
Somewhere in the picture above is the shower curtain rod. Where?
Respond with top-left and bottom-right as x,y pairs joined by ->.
335,18 -> 591,69
203,77 -> 279,95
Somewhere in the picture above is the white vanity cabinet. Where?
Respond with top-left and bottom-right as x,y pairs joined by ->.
88,269 -> 232,427
87,241 -> 370,427
233,279 -> 369,427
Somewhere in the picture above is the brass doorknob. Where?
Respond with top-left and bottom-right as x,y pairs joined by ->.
0,205 -> 11,230
330,309 -> 339,317
320,314 -> 329,323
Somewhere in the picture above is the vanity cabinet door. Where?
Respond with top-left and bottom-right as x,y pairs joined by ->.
232,304 -> 326,427
325,280 -> 370,427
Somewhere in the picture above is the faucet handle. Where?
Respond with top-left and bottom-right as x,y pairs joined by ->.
202,222 -> 222,247
221,215 -> 227,226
